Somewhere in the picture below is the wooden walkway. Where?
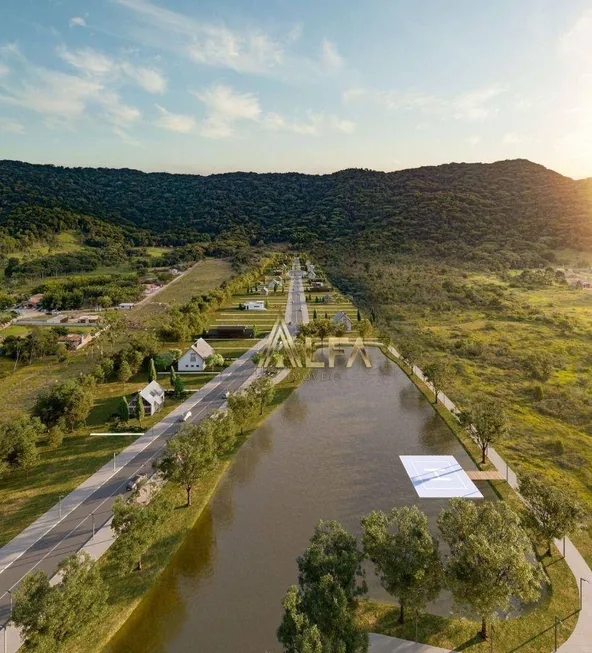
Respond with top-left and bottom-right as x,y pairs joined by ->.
466,470 -> 503,481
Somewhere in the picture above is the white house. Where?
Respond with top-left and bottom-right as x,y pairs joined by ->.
129,381 -> 165,417
118,302 -> 135,310
331,311 -> 353,332
244,301 -> 266,311
178,338 -> 215,372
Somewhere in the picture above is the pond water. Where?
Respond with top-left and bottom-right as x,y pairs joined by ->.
107,348 -> 497,653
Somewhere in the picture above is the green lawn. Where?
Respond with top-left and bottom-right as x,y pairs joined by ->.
129,258 -> 234,327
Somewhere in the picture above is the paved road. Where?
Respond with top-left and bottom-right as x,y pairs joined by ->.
0,257 -> 304,626
286,262 -> 308,330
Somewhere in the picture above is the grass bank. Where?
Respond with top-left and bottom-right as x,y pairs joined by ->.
60,374 -> 301,653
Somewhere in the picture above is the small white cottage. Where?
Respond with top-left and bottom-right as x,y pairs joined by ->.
178,338 -> 215,372
129,381 -> 165,417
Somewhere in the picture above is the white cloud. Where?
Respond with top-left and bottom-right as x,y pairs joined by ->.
263,111 -> 353,136
503,132 -> 523,144
69,17 -> 87,28
121,63 -> 166,94
467,135 -> 481,146
346,85 -> 504,121
0,118 -> 25,134
113,0 -> 340,81
58,46 -> 167,94
332,117 -> 355,133
57,46 -> 116,77
559,9 -> 592,59
193,84 -> 261,138
0,49 -> 142,133
322,39 -> 343,70
154,104 -> 196,133
114,126 -> 141,146
101,91 -> 141,125
0,68 -> 103,118
452,86 -> 504,120
342,88 -> 365,102
0,63 -> 8,77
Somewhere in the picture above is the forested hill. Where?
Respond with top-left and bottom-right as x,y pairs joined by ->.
2,158 -> 592,264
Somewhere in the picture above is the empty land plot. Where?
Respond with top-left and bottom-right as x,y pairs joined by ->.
131,258 -> 234,326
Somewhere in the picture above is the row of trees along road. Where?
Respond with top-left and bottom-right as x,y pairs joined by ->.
10,376 -> 276,650
279,484 -> 586,651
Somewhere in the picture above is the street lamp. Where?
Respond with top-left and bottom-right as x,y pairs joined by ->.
581,577 -> 589,612
58,494 -> 63,519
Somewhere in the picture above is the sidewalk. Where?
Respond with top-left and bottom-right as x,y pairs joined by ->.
370,634 -> 451,652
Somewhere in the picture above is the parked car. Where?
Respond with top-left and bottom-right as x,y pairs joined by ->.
126,473 -> 147,492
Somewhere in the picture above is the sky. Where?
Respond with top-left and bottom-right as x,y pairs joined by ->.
1,0 -> 592,178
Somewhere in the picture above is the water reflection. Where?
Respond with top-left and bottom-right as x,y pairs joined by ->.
110,347 -> 498,653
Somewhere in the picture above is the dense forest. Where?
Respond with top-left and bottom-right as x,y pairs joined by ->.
2,159 -> 592,267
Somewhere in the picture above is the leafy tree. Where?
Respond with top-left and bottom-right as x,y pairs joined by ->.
158,429 -> 217,506
148,358 -> 157,383
298,520 -> 367,603
278,520 -> 368,653
227,390 -> 256,435
111,495 -> 171,571
397,338 -> 422,374
423,360 -> 450,405
137,394 -> 146,425
438,499 -> 542,640
119,396 -> 130,423
357,308 -> 361,322
313,308 -> 317,320
48,421 -> 65,449
277,586 -> 322,653
34,377 -> 95,431
524,352 -> 554,382
461,399 -> 507,465
248,376 -> 275,415
11,552 -> 108,652
358,318 -> 373,339
173,373 -> 185,397
362,506 -> 442,623
519,474 -> 587,556
0,416 -> 43,475
117,359 -> 133,387
206,353 -> 225,369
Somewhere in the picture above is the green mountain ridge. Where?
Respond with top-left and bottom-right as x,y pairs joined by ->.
2,158 -> 592,263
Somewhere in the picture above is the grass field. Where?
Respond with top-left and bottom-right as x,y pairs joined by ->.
9,231 -> 85,262
129,258 -> 234,326
326,258 -> 592,566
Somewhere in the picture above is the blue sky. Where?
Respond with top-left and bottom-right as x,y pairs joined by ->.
1,0 -> 592,177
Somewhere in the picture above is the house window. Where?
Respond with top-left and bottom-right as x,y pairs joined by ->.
190,354 -> 197,362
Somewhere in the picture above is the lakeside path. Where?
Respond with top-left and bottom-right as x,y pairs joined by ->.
0,259 -> 306,634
